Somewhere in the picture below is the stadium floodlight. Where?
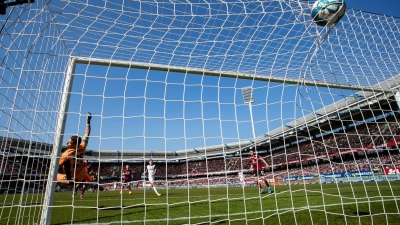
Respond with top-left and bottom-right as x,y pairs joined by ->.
242,86 -> 258,153
242,86 -> 255,105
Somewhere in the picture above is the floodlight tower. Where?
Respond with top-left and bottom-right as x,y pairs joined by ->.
242,85 -> 266,219
242,86 -> 258,153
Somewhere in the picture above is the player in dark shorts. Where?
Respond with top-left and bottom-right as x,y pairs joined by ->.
73,160 -> 92,199
135,179 -> 141,189
120,165 -> 132,195
92,172 -> 99,193
249,149 -> 272,194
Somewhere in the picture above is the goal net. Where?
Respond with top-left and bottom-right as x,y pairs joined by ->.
1,0 -> 400,225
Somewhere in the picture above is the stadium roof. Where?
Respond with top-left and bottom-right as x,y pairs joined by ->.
266,74 -> 400,138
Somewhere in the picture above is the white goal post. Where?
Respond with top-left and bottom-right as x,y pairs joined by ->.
40,58 -> 76,225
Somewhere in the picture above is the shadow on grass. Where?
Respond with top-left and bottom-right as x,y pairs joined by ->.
22,202 -> 43,206
96,204 -> 144,210
195,219 -> 228,225
52,200 -> 210,225
51,204 -> 167,225
2,202 -> 42,207
355,211 -> 372,216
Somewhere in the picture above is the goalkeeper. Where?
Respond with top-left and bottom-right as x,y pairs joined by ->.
57,112 -> 93,197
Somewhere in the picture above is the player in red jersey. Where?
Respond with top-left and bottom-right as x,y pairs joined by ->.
92,172 -> 99,193
249,149 -> 272,194
121,165 -> 132,195
73,160 -> 92,199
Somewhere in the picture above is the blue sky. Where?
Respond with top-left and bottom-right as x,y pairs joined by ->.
1,0 -> 400,154
346,0 -> 400,17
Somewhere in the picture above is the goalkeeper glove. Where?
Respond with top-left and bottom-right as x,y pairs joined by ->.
86,112 -> 92,125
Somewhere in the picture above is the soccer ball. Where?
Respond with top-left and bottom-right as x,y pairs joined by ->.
311,0 -> 346,26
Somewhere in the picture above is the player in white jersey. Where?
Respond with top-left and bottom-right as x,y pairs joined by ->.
238,171 -> 245,187
144,159 -> 161,196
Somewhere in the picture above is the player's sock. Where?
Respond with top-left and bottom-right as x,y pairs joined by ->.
72,187 -> 77,196
153,187 -> 159,195
258,183 -> 263,190
128,185 -> 131,191
81,187 -> 85,196
264,180 -> 270,188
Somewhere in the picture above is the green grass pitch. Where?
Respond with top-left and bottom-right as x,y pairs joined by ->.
1,182 -> 400,225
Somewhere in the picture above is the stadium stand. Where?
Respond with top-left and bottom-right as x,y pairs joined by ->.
1,111 -> 399,191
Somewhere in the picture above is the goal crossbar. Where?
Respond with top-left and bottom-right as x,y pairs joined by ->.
73,57 -> 394,94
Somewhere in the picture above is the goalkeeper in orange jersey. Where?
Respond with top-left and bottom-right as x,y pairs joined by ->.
57,112 -> 92,198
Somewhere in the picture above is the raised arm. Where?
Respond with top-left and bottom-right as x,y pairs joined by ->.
260,158 -> 269,168
69,112 -> 92,154
84,112 -> 92,138
80,112 -> 91,148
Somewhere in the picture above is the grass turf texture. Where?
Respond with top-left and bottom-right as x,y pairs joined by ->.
1,182 -> 400,225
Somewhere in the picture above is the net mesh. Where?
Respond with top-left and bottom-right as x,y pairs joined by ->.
0,0 -> 400,225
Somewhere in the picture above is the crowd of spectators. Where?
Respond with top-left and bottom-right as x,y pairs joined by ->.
275,154 -> 400,179
262,118 -> 400,168
89,116 -> 400,180
0,158 -> 50,175
1,115 -> 399,189
0,159 -> 20,174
